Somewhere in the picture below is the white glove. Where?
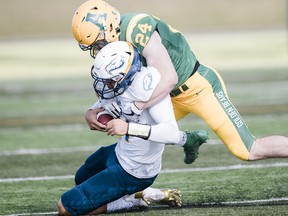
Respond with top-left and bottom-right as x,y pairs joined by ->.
101,100 -> 121,119
122,102 -> 143,122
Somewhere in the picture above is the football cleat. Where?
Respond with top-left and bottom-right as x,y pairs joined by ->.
134,191 -> 150,205
135,188 -> 182,207
160,189 -> 182,207
183,130 -> 209,164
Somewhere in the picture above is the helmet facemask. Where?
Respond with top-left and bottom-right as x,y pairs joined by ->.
92,69 -> 126,99
79,38 -> 109,58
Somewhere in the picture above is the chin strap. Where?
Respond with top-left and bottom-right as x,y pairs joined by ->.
127,122 -> 151,140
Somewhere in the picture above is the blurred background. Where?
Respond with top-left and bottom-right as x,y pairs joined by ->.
1,0 -> 286,38
0,0 -> 287,80
0,0 -> 287,130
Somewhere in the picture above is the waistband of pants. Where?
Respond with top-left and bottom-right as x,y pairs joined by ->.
170,61 -> 200,97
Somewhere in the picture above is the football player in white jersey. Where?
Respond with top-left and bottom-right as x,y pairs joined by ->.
58,41 -> 208,216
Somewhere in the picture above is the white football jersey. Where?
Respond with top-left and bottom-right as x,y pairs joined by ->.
100,66 -> 180,178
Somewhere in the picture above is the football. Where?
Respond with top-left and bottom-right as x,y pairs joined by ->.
96,111 -> 113,125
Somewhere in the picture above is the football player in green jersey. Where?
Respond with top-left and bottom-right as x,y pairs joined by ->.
72,0 -> 288,162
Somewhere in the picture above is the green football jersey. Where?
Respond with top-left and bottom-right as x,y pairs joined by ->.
120,13 -> 198,90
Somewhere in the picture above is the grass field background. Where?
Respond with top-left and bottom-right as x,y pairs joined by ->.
1,0 -> 288,215
1,0 -> 286,39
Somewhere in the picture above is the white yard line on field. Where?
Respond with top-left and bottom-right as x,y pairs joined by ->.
0,146 -> 98,156
0,175 -> 74,183
0,139 -> 222,156
161,162 -> 288,173
3,197 -> 288,216
1,162 -> 288,183
4,212 -> 58,216
201,197 -> 288,206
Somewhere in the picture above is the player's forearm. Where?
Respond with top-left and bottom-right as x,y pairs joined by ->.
127,95 -> 180,143
127,121 -> 180,144
148,95 -> 180,143
149,122 -> 180,143
141,31 -> 178,109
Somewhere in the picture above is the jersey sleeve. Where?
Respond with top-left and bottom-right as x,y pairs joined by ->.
123,14 -> 158,54
130,66 -> 161,102
147,95 -> 181,144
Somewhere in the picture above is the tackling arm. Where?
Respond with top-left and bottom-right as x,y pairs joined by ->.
138,31 -> 178,109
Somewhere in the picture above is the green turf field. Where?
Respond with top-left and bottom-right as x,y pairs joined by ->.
0,32 -> 288,215
1,1 -> 288,215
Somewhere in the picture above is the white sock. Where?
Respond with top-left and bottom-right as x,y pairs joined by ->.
107,195 -> 147,213
142,187 -> 165,202
176,131 -> 187,147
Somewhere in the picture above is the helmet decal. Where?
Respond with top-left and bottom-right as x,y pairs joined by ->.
72,0 -> 121,52
105,56 -> 125,75
85,13 -> 107,31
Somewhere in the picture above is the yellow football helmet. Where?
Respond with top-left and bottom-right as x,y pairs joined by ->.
72,0 -> 120,58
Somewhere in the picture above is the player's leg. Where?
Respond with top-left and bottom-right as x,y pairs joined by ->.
58,148 -> 156,215
74,143 -> 117,185
90,186 -> 182,214
172,66 -> 254,160
249,135 -> 288,160
195,65 -> 288,161
59,187 -> 182,215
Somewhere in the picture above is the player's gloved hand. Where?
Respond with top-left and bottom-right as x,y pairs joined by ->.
101,100 -> 121,119
122,102 -> 143,122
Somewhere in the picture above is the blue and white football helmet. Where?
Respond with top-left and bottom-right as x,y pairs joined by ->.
91,41 -> 141,99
